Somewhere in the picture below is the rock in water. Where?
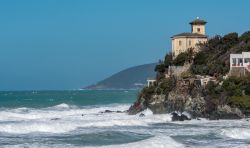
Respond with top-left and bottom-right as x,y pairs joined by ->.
100,110 -> 124,114
180,114 -> 190,120
171,112 -> 191,121
171,113 -> 181,121
100,110 -> 113,113
51,118 -> 60,121
139,113 -> 145,117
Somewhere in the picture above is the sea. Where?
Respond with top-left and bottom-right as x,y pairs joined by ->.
0,90 -> 250,148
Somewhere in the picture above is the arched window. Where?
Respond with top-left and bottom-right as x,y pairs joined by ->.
179,40 -> 182,46
197,28 -> 200,32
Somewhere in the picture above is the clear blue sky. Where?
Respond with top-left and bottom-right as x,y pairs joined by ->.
1,0 -> 250,90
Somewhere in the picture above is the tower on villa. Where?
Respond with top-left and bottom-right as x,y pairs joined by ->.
171,17 -> 208,58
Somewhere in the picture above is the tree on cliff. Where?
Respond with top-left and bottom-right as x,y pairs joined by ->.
191,31 -> 250,76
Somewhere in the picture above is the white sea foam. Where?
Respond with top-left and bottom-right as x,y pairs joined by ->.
0,103 -> 128,121
221,128 -> 250,139
138,108 -> 153,116
98,135 -> 183,148
0,121 -> 77,134
53,103 -> 71,109
0,103 -> 172,134
1,103 -> 250,147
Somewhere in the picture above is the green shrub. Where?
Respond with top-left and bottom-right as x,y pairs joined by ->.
245,84 -> 250,95
172,52 -> 188,66
208,35 -> 222,49
229,96 -> 250,111
193,51 -> 207,65
239,31 -> 250,43
222,32 -> 239,48
141,86 -> 155,99
154,64 -> 165,73
158,78 -> 175,94
191,64 -> 209,75
180,70 -> 193,78
164,53 -> 173,67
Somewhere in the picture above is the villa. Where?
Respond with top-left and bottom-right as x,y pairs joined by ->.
171,17 -> 208,58
229,52 -> 250,77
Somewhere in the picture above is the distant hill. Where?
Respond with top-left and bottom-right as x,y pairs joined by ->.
85,63 -> 157,89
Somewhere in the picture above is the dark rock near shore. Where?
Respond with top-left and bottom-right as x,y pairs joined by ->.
171,112 -> 191,121
51,118 -> 60,121
100,110 -> 125,114
128,101 -> 146,115
104,110 -> 112,113
139,113 -> 145,117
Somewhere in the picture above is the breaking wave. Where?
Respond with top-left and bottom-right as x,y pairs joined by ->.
221,128 -> 250,139
0,103 -> 172,134
99,135 -> 183,148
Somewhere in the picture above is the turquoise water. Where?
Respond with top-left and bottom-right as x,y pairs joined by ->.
0,90 -> 250,147
0,90 -> 137,108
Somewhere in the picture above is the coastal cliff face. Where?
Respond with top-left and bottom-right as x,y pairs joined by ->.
128,76 -> 244,120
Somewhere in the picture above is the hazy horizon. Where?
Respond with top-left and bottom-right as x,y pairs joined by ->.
1,0 -> 250,90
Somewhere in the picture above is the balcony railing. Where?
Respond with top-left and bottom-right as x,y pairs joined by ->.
232,63 -> 243,67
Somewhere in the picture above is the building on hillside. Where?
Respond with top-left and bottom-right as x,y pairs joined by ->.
229,52 -> 250,77
195,75 -> 217,86
147,79 -> 157,87
171,17 -> 208,58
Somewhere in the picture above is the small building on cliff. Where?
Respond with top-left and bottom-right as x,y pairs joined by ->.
171,17 -> 208,58
229,52 -> 250,77
147,79 -> 157,87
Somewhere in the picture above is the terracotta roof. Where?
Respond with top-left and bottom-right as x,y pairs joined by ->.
171,32 -> 207,38
189,18 -> 207,25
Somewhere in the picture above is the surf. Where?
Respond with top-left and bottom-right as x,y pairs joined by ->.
0,103 -> 172,134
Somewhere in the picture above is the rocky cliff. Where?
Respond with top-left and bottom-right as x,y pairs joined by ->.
128,76 -> 245,120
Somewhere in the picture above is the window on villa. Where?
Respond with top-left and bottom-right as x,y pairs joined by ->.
197,28 -> 200,32
179,40 -> 182,46
189,40 -> 191,46
239,58 -> 243,65
232,58 -> 236,66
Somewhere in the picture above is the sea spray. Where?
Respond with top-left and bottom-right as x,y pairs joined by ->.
221,128 -> 250,139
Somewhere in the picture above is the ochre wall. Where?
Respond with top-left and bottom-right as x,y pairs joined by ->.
172,37 -> 207,58
192,25 -> 205,35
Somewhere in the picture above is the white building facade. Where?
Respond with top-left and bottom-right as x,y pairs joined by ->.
230,52 -> 250,69
230,52 -> 250,76
147,79 -> 157,87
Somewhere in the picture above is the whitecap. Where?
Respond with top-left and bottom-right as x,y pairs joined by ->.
221,128 -> 250,139
0,121 -> 77,134
0,104 -> 175,134
97,135 -> 183,148
53,103 -> 71,109
138,108 -> 153,116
